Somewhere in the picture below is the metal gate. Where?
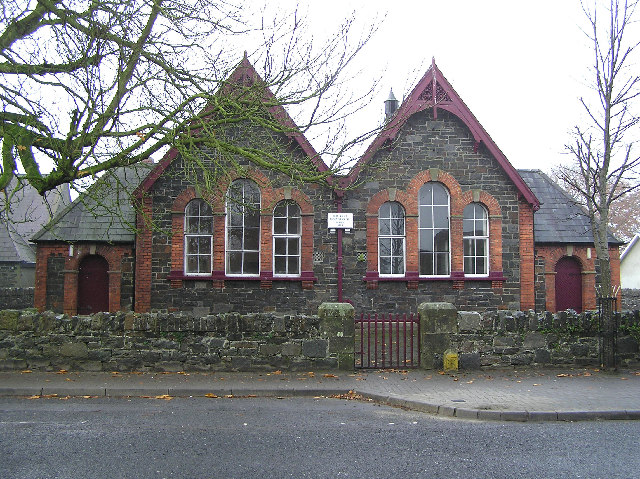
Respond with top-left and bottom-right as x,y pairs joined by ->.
355,313 -> 420,369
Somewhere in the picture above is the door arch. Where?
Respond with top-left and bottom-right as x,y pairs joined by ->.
77,255 -> 109,314
555,256 -> 582,312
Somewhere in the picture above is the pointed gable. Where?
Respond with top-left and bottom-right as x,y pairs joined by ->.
135,56 -> 328,199
344,59 -> 539,210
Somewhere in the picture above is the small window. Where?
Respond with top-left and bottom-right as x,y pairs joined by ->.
463,203 -> 489,276
226,179 -> 260,275
184,199 -> 213,275
419,183 -> 450,276
378,202 -> 405,275
273,201 -> 301,276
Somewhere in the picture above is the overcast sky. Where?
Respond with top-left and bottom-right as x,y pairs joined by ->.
268,0 -> 595,173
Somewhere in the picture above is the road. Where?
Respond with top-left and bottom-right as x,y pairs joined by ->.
1,396 -> 638,478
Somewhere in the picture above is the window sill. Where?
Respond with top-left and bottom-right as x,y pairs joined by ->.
364,271 -> 506,282
168,270 -> 317,283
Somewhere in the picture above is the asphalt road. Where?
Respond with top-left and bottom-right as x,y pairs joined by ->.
1,396 -> 639,478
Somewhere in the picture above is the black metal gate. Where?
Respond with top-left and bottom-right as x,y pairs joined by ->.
355,313 -> 420,369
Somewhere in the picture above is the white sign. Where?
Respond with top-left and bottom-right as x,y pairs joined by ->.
327,212 -> 353,229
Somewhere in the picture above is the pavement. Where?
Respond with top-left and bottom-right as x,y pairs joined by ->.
2,367 -> 640,422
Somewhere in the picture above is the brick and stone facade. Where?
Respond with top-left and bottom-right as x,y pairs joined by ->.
30,59 -> 622,318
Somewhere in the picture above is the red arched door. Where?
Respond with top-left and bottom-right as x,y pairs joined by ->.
77,255 -> 109,314
555,256 -> 582,312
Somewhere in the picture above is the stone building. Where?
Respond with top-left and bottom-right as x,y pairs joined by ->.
31,58 -> 622,316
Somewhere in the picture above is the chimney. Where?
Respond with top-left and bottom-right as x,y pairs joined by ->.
384,89 -> 399,121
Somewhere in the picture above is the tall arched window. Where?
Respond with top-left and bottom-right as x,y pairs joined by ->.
419,183 -> 450,276
184,199 -> 213,275
378,202 -> 405,276
463,203 -> 489,276
226,179 -> 260,275
273,201 -> 301,276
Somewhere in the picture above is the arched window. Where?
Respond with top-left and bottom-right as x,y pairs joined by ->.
226,179 -> 260,275
273,201 -> 301,276
184,199 -> 213,275
378,202 -> 405,276
419,183 -> 450,276
463,203 -> 489,276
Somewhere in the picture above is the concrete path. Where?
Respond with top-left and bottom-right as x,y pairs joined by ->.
2,367 -> 640,422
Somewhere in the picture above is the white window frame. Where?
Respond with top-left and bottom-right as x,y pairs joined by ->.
225,179 -> 261,276
418,182 -> 451,277
378,202 -> 406,276
184,199 -> 213,276
463,203 -> 489,277
272,201 -> 301,277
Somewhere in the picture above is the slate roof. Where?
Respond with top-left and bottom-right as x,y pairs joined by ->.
0,178 -> 71,263
33,163 -> 152,244
518,169 -> 622,245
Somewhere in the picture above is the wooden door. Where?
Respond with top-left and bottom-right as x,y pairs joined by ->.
77,255 -> 109,314
555,256 -> 582,312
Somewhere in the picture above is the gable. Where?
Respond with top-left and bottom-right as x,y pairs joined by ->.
135,56 -> 329,200
343,60 -> 539,210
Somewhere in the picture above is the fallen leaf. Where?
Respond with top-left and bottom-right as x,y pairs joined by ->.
621,377 -> 628,381
556,373 -> 571,377
155,395 -> 173,400
305,371 -> 315,377
65,378 -> 72,382
204,393 -> 218,398
21,370 -> 32,374
225,395 -> 233,398
323,374 -> 338,378
56,370 -> 68,374
453,378 -> 459,381
466,380 -> 474,384
111,371 -> 120,375
273,370 -> 283,375
27,395 -> 40,400
533,384 -> 541,386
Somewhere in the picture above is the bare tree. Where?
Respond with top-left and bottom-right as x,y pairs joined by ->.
0,0 -> 377,200
559,0 -> 640,367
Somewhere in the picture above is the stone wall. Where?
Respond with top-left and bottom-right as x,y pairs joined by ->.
2,304 -> 638,372
0,288 -> 34,310
622,289 -> 640,311
421,306 -> 640,370
0,304 -> 354,372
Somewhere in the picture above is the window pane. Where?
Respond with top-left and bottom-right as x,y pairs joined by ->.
392,238 -> 404,257
392,257 -> 404,275
420,252 -> 433,275
380,257 -> 391,275
275,238 -> 287,255
244,229 -> 259,251
228,228 -> 242,250
419,206 -> 432,228
199,255 -> 211,273
288,218 -> 300,235
435,253 -> 450,275
434,230 -> 449,252
379,238 -> 391,256
227,252 -> 242,274
288,257 -> 299,275
476,239 -> 486,256
419,234 -> 433,253
274,217 -> 286,234
464,239 -> 474,256
419,184 -> 432,205
433,206 -> 449,228
273,203 -> 287,217
463,218 -> 475,236
187,256 -> 198,273
379,218 -> 390,236
379,202 -> 390,218
274,256 -> 286,274
244,253 -> 259,274
245,211 -> 260,228
288,237 -> 300,254
464,257 -> 474,274
391,218 -> 404,235
432,184 -> 448,205
476,258 -> 486,275
186,236 -> 199,254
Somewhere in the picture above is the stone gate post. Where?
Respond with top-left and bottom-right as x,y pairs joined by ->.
318,302 -> 355,370
418,302 -> 458,369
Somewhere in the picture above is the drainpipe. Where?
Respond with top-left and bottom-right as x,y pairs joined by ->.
336,192 -> 344,303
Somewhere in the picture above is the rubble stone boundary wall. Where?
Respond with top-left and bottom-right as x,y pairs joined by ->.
0,304 -> 639,372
